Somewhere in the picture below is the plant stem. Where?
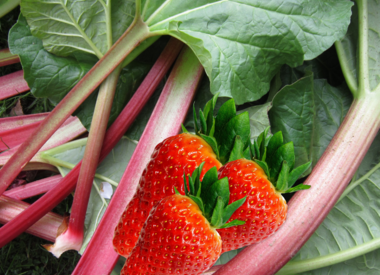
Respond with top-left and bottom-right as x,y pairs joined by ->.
0,38 -> 182,248
0,0 -> 20,18
213,94 -> 380,275
45,66 -> 122,257
277,236 -> 380,275
0,70 -> 29,101
0,49 -> 20,67
0,17 -> 152,195
0,195 -> 62,242
3,175 -> 63,200
72,46 -> 203,275
0,116 -> 86,166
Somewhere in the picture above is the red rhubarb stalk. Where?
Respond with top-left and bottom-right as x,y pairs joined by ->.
73,45 -> 203,275
44,66 -> 122,257
0,48 -> 20,67
0,70 -> 29,100
0,15 -> 152,194
0,116 -> 87,166
0,37 -> 183,248
0,195 -> 62,242
3,174 -> 63,200
0,113 -> 48,131
213,1 -> 380,273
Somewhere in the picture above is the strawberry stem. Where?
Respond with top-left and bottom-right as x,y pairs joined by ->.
0,37 -> 183,249
72,46 -> 203,275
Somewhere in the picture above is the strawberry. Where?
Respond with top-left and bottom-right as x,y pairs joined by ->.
113,133 -> 222,257
113,95 -> 251,258
121,164 -> 246,275
216,128 -> 311,252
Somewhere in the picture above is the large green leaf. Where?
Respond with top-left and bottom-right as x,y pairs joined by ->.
238,102 -> 271,140
20,0 -> 135,59
41,137 -> 137,254
269,72 -> 352,174
141,0 -> 352,104
8,14 -> 95,104
278,133 -> 380,275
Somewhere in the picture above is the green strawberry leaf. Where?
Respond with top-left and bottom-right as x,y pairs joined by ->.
276,161 -> 290,192
211,196 -> 224,228
255,159 -> 270,180
189,195 -> 205,213
219,219 -> 246,229
288,162 -> 312,188
282,184 -> 310,194
221,197 -> 247,225
200,134 -> 219,159
228,136 -> 246,163
270,142 -> 295,182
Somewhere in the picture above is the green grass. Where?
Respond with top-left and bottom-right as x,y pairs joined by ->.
1,7 -> 81,275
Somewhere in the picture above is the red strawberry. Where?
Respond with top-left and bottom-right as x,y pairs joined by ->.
113,95 -> 251,258
121,165 -> 246,275
113,133 -> 222,257
216,129 -> 311,252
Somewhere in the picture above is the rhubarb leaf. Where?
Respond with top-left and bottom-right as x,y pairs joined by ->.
20,0 -> 135,59
269,72 -> 352,175
8,14 -> 94,104
41,137 -> 137,253
238,102 -> 271,140
280,133 -> 380,275
143,0 -> 352,104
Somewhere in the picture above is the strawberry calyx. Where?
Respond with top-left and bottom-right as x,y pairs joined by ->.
231,127 -> 311,194
175,163 -> 246,229
182,95 -> 251,165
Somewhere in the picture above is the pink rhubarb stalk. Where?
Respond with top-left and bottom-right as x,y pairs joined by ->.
0,49 -> 20,67
0,37 -> 183,248
0,70 -> 29,100
0,116 -> 87,167
214,95 -> 380,275
44,66 -> 123,257
0,113 -> 48,131
214,0 -> 380,272
73,45 -> 203,275
3,174 -> 63,200
0,15 -> 152,194
0,195 -> 63,242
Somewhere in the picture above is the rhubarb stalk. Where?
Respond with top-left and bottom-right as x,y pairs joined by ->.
0,13 -> 152,194
0,37 -> 183,248
0,70 -> 29,100
0,49 -> 20,67
213,1 -> 380,274
0,195 -> 62,242
4,174 -> 63,200
73,45 -> 204,275
44,66 -> 122,257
